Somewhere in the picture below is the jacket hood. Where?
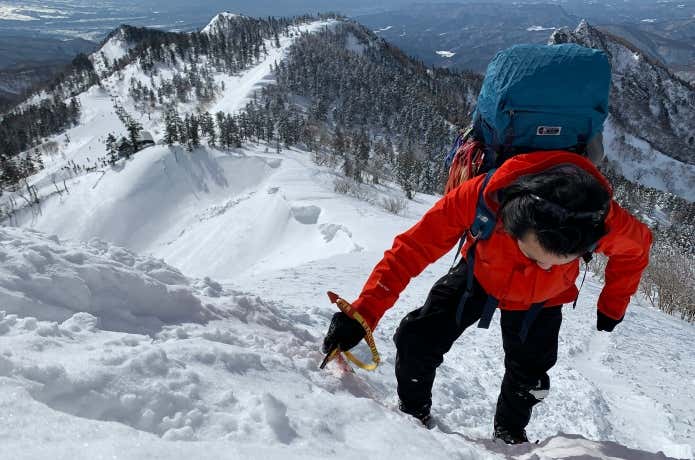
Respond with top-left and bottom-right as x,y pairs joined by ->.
483,151 -> 613,211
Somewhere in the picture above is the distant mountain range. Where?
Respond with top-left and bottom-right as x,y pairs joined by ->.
356,3 -> 577,72
2,0 -> 693,85
355,1 -> 695,80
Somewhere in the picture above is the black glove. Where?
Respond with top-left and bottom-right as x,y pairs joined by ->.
322,312 -> 365,353
597,310 -> 623,332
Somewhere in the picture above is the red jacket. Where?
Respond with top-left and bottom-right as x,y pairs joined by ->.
351,151 -> 653,329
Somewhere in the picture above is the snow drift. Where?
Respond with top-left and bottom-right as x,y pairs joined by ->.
0,226 -> 210,333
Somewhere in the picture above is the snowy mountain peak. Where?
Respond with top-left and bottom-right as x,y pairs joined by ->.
201,12 -> 246,35
550,20 -> 606,52
92,27 -> 133,69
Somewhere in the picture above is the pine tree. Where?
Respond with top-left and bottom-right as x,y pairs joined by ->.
397,149 -> 417,199
105,133 -> 118,163
354,130 -> 370,182
201,111 -> 216,147
216,112 -> 228,148
332,128 -> 346,157
125,119 -> 143,157
164,109 -> 179,145
186,114 -> 200,151
0,155 -> 20,185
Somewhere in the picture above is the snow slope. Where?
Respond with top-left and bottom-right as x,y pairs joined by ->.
1,15 -> 692,460
1,146 -> 693,459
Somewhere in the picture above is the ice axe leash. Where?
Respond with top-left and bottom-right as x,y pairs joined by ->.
320,291 -> 381,371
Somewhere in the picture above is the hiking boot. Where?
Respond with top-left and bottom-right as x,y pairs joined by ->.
398,400 -> 435,429
493,424 -> 529,444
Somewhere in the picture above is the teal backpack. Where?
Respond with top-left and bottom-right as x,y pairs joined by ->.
473,43 -> 611,159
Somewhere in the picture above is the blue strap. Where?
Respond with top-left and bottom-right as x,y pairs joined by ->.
469,170 -> 497,240
455,243 -> 477,327
477,295 -> 499,329
518,302 -> 545,342
450,235 -> 466,270
454,170 -> 498,327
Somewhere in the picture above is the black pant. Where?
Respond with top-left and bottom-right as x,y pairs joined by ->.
393,261 -> 562,432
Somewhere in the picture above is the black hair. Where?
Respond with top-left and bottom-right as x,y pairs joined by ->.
499,165 -> 610,257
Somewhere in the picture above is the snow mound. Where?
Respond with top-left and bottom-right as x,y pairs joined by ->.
0,227 -> 210,333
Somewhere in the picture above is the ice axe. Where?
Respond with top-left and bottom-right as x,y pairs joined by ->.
320,291 -> 381,371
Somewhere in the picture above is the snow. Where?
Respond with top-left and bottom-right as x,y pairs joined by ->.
436,50 -> 456,58
0,227 -> 209,333
603,118 -> 695,201
0,15 -> 693,460
2,141 -> 693,458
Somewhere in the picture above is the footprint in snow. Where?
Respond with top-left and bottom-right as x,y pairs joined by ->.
263,393 -> 298,444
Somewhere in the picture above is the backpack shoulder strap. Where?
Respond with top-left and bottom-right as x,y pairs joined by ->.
469,169 -> 497,240
450,168 -> 498,268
